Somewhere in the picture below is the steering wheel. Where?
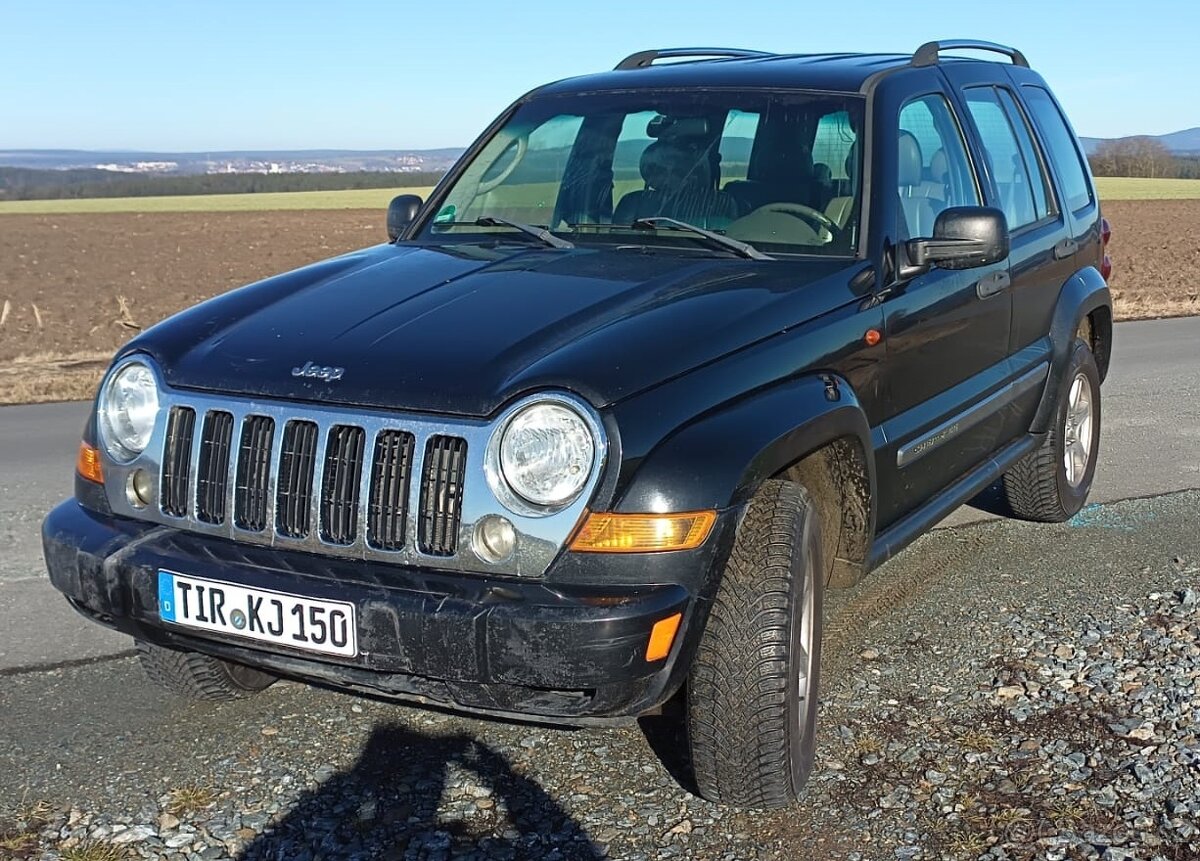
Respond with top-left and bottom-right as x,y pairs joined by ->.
758,202 -> 839,242
476,136 -> 528,194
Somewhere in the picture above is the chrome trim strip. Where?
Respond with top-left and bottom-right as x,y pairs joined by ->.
99,357 -> 607,578
896,362 -> 1048,468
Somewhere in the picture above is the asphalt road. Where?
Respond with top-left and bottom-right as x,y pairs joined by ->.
0,316 -> 1197,674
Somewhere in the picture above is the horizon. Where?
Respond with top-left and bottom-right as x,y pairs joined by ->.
4,0 -> 1199,152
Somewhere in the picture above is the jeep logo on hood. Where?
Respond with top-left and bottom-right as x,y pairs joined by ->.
291,361 -> 345,382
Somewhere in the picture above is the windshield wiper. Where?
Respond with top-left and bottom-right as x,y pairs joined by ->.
475,216 -> 574,249
629,217 -> 773,260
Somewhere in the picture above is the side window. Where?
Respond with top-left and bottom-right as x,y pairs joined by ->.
897,94 -> 980,237
1023,87 -> 1093,212
717,109 -> 759,186
964,86 -> 1039,228
996,88 -> 1056,220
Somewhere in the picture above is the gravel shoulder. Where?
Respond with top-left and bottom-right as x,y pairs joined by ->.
2,490 -> 1197,860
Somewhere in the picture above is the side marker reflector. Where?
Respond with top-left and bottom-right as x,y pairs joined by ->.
569,510 -> 716,553
646,613 -> 682,662
77,441 -> 104,484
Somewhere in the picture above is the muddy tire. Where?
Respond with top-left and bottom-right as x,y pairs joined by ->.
1003,340 -> 1102,522
686,479 -> 824,808
137,641 -> 276,702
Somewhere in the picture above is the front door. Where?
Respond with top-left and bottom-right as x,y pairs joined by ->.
872,86 -> 1013,530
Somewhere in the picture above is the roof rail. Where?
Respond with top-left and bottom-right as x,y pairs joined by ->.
912,39 -> 1029,68
615,48 -> 773,71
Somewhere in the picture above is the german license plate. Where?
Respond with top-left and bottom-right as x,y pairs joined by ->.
157,570 -> 358,658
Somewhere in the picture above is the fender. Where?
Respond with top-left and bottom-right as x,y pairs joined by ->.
1032,266 -> 1112,433
612,373 -> 875,516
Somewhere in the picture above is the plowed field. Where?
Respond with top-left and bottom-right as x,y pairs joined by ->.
0,201 -> 1196,404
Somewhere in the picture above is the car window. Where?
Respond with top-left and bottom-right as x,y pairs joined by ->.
964,87 -> 1038,228
1022,86 -> 1093,212
897,94 -> 980,238
718,109 -> 759,185
425,90 -> 866,256
812,110 -> 856,182
996,88 -> 1056,220
452,114 -> 585,225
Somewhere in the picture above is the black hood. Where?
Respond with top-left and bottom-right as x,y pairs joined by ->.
126,242 -> 854,417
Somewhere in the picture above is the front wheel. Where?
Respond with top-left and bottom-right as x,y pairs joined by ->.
137,641 -> 276,702
1002,339 -> 1102,522
686,479 -> 823,808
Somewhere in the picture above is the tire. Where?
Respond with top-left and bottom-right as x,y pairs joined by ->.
1002,339 -> 1102,522
137,641 -> 276,702
686,479 -> 824,808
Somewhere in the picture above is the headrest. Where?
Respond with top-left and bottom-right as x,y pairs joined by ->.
898,131 -> 923,187
929,147 -> 948,182
812,162 -> 832,184
639,139 -> 708,190
647,115 -> 709,139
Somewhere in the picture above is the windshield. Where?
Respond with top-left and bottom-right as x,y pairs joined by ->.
418,89 -> 865,257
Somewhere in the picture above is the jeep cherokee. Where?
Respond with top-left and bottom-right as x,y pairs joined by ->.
43,40 -> 1113,808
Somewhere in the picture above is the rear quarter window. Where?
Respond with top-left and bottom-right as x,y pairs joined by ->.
1022,87 -> 1093,212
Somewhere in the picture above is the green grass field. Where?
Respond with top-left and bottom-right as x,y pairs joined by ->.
0,176 -> 1197,215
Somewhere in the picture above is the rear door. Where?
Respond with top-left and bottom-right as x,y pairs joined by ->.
949,75 -> 1073,445
868,71 -> 1012,530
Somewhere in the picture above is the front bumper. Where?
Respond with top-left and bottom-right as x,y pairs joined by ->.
43,499 -> 732,723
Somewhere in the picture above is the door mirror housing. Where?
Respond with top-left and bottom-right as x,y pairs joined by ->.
906,206 -> 1009,272
387,194 -> 424,241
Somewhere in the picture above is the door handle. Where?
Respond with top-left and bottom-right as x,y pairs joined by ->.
1054,237 -> 1079,260
976,270 -> 1011,299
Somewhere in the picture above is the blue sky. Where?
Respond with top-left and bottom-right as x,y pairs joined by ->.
3,0 -> 1197,151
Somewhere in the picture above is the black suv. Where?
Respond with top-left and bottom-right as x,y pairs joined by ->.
44,40 -> 1113,808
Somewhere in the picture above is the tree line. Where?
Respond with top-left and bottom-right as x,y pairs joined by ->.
1086,138 -> 1200,179
0,167 -> 446,201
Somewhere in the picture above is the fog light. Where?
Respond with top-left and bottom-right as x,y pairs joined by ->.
473,515 -> 516,563
126,468 -> 153,508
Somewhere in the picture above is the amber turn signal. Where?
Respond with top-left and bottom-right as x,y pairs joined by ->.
569,510 -> 716,553
645,613 -> 682,662
76,441 -> 104,484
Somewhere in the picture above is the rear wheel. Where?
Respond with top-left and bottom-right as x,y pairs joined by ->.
1002,339 -> 1101,522
686,479 -> 823,808
137,641 -> 276,702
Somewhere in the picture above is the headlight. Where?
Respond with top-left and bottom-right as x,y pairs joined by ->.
499,401 -> 596,507
98,361 -> 160,461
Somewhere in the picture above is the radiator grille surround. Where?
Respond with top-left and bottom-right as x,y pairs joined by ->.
97,360 -> 607,578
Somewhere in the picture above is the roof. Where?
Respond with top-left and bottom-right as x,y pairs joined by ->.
531,41 -> 1032,98
533,53 -> 918,98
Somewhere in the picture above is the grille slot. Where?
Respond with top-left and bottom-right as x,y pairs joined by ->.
234,415 -> 275,532
276,420 -> 319,538
367,430 -> 415,551
320,425 -> 366,545
196,411 -> 234,524
419,435 -> 467,556
160,406 -> 195,518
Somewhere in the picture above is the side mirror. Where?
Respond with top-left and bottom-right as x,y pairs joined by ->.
387,194 -> 423,241
906,206 -> 1009,271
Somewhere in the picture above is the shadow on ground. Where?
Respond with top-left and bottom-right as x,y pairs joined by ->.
239,724 -> 603,861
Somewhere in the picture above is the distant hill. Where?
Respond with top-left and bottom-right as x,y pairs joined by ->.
0,148 -> 464,175
1081,127 -> 1200,156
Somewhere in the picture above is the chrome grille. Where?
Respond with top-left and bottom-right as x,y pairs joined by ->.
196,410 -> 234,524
320,425 -> 366,545
160,406 -> 195,518
234,415 -> 275,532
418,435 -> 468,556
367,430 -> 415,551
102,366 -> 606,577
276,420 -> 319,538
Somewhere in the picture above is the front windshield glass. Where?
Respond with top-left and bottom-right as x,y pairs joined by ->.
418,89 -> 865,256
